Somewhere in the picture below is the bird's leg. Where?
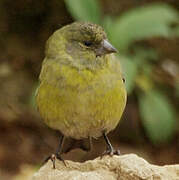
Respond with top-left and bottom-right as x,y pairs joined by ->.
53,135 -> 66,168
103,133 -> 114,155
44,135 -> 66,168
101,132 -> 120,158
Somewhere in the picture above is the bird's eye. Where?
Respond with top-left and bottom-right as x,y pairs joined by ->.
84,41 -> 93,47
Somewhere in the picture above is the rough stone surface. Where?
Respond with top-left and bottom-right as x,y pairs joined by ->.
32,154 -> 179,180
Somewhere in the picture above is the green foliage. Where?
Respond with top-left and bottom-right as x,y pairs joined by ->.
65,0 -> 101,24
110,4 -> 179,51
64,0 -> 178,144
139,90 -> 176,144
119,55 -> 138,94
30,82 -> 39,109
120,47 -> 158,93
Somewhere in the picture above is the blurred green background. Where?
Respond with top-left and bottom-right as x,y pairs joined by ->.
0,0 -> 178,179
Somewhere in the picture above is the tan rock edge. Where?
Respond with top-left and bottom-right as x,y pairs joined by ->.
32,154 -> 179,180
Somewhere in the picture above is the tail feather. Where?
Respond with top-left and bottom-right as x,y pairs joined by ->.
62,137 -> 92,154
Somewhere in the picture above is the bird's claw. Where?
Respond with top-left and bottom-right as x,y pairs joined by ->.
43,153 -> 66,169
101,148 -> 120,159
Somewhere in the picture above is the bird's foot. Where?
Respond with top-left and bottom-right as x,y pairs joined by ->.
43,153 -> 66,169
101,148 -> 120,159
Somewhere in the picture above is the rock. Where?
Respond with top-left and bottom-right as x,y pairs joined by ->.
32,154 -> 179,180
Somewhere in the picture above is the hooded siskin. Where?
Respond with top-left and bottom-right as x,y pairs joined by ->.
36,22 -> 127,140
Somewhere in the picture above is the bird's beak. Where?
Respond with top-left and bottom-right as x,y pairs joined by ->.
96,39 -> 118,56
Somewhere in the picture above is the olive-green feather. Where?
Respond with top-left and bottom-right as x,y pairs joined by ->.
36,22 -> 127,139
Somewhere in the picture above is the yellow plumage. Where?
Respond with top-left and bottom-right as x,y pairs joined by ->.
36,22 -> 127,158
36,54 -> 126,139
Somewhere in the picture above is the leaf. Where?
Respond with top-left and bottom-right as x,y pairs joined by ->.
139,89 -> 176,144
119,55 -> 138,94
65,0 -> 101,24
102,16 -> 115,41
109,4 -> 179,51
133,47 -> 158,62
173,25 -> 179,36
29,82 -> 39,109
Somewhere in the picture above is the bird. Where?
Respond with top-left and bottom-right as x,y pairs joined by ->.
36,22 -> 127,168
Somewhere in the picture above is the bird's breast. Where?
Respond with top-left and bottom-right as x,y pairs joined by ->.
36,61 -> 127,139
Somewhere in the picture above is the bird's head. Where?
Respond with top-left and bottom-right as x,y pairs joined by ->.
63,22 -> 117,57
45,22 -> 117,68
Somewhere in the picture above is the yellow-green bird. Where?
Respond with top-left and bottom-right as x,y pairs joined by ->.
36,22 -> 127,167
